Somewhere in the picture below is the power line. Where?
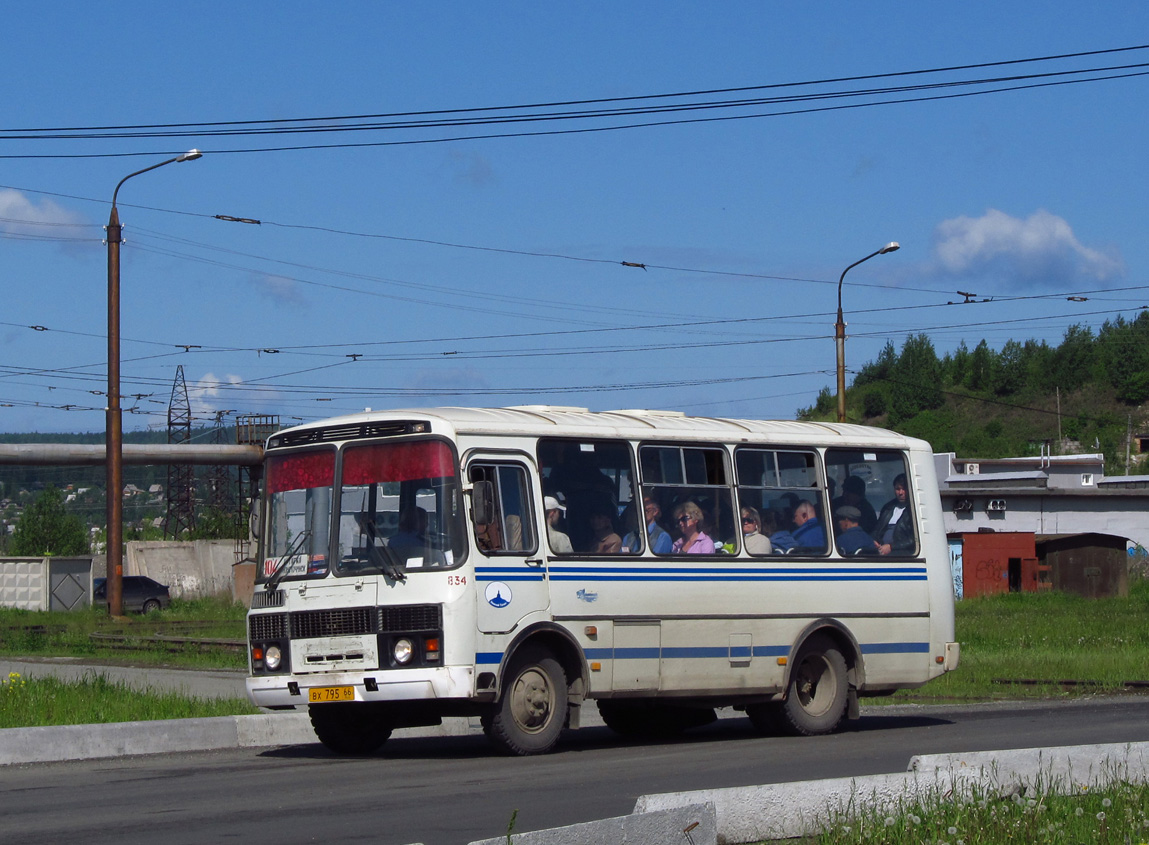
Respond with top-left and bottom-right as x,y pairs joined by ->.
2,47 -> 1146,158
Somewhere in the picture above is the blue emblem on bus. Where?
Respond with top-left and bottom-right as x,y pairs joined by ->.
576,589 -> 598,603
485,582 -> 512,608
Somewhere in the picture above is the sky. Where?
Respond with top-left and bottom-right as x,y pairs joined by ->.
2,3 -> 1147,437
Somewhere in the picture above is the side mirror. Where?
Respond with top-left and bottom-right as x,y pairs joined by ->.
471,480 -> 494,526
248,498 -> 261,540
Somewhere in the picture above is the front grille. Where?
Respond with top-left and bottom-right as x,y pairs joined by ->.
380,605 -> 442,632
249,604 -> 442,641
249,612 -> 288,641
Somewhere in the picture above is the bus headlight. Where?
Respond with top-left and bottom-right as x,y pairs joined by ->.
393,638 -> 414,665
265,645 -> 282,671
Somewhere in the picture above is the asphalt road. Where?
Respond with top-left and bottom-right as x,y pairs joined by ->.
3,695 -> 1149,845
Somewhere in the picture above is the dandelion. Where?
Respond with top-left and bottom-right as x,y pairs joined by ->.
1076,807 -> 1085,817
884,817 -> 896,828
909,814 -> 921,825
1097,811 -> 1107,821
1102,797 -> 1112,807
948,827 -> 958,836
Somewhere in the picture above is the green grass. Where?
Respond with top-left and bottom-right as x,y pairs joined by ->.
0,594 -> 248,670
772,779 -> 1149,844
0,671 -> 258,728
891,579 -> 1149,703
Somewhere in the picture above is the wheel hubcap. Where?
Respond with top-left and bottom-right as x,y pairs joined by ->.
510,667 -> 553,733
796,655 -> 832,715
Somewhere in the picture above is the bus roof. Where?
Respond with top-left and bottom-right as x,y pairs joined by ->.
269,406 -> 928,452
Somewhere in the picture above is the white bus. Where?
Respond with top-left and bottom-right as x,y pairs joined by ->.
246,406 -> 958,756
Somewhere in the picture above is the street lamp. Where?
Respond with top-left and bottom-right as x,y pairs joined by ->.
105,149 -> 202,617
835,241 -> 899,424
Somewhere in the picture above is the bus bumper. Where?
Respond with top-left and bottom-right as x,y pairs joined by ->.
945,641 -> 961,672
246,665 -> 475,709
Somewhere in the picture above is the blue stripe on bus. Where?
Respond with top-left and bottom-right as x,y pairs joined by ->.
860,642 -> 931,654
478,642 -> 929,665
549,574 -> 926,582
544,565 -> 923,579
475,565 -> 926,583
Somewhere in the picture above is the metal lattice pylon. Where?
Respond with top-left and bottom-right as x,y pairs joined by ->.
205,410 -> 236,514
163,366 -> 197,538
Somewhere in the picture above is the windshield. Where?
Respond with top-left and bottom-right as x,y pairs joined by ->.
335,438 -> 465,575
261,449 -> 336,583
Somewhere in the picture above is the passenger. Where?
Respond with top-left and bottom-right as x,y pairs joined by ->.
832,475 -> 878,535
765,510 -> 797,552
623,494 -> 673,553
589,506 -> 622,554
546,443 -> 617,550
873,474 -> 915,556
834,505 -> 879,556
672,501 -> 715,554
740,506 -> 773,555
544,495 -> 573,554
791,501 -> 826,550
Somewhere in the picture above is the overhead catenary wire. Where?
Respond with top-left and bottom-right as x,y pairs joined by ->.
1,46 -> 1147,158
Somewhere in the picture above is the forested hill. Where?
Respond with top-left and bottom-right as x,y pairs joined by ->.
797,312 -> 1149,475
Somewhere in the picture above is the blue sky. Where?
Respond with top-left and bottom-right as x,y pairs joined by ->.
2,4 -> 1147,435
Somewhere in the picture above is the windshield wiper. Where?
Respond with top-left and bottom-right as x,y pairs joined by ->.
265,529 -> 311,592
367,536 -> 407,583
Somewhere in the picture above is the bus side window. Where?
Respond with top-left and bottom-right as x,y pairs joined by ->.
639,444 -> 736,554
825,448 -> 917,557
538,438 -> 639,555
735,447 -> 827,555
468,463 -> 537,555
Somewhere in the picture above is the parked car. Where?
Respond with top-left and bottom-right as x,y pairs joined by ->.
92,576 -> 171,614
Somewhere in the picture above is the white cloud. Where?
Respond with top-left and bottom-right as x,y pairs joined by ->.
189,372 -> 245,416
931,209 -> 1124,288
0,189 -> 86,238
251,272 -> 307,305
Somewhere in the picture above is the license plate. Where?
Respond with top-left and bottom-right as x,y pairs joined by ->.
308,686 -> 356,703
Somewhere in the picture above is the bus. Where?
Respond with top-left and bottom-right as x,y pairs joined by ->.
245,406 -> 958,756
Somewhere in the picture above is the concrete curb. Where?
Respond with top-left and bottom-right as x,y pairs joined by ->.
0,712 -> 503,766
0,713 -> 312,766
467,803 -> 718,845
635,740 -> 1149,843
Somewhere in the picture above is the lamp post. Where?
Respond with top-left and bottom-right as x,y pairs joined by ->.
835,241 -> 899,424
105,149 -> 202,617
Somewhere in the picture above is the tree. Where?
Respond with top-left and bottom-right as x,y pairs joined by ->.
964,340 -> 994,392
889,334 -> 944,424
992,339 -> 1026,396
10,486 -> 89,556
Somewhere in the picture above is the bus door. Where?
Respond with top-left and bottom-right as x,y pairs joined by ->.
467,457 -> 547,634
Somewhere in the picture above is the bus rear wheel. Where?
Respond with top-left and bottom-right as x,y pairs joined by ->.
776,634 -> 848,736
485,647 -> 567,756
309,702 -> 393,755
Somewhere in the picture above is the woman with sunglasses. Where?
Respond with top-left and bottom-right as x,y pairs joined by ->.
740,506 -> 773,555
671,501 -> 715,554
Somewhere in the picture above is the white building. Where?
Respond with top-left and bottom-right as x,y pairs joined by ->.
934,452 -> 1149,552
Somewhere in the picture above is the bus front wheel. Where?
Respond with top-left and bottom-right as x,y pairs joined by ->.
309,702 -> 393,755
777,634 -> 848,736
485,647 -> 567,756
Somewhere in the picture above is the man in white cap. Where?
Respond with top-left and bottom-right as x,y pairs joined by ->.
545,495 -> 573,554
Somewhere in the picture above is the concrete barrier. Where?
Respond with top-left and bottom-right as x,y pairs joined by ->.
635,740 -> 1149,843
467,802 -> 717,845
